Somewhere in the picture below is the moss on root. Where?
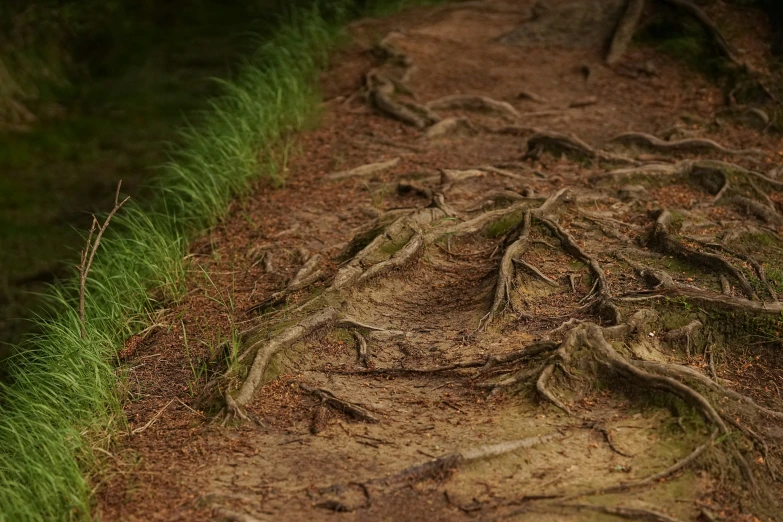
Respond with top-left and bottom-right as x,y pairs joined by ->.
486,211 -> 526,239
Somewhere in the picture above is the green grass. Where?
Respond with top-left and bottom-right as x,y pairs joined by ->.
0,0 -> 455,519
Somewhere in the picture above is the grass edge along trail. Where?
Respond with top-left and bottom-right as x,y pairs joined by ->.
0,1 -> 445,519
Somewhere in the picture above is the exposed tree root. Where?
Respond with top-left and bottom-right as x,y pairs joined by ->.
439,168 -> 486,189
358,433 -> 565,492
536,363 -> 573,415
397,179 -> 433,199
514,258 -> 558,286
519,323 -> 757,492
536,215 -> 620,323
467,190 -> 527,212
480,189 -> 577,326
424,116 -> 478,139
607,132 -> 765,157
715,246 -> 778,301
375,32 -> 412,67
633,359 -> 783,421
398,98 -> 442,126
477,165 -> 531,181
425,94 -> 520,120
568,96 -> 598,108
313,433 -> 567,513
358,230 -> 425,284
300,384 -> 380,423
366,72 -> 434,128
606,0 -> 645,65
224,308 -> 340,418
561,429 -> 717,500
721,415 -> 777,481
310,405 -> 330,434
664,319 -> 702,356
597,161 -> 783,226
524,130 -> 637,165
618,285 -> 783,316
369,87 -> 428,128
552,503 -> 684,522
353,329 -> 370,367
247,254 -> 324,313
323,340 -> 559,376
592,423 -> 634,458
733,195 -> 783,226
334,203 -> 447,289
386,434 -> 564,486
649,210 -> 757,299
483,211 -> 533,326
328,157 -> 400,180
592,162 -> 687,186
720,274 -> 732,295
426,202 -> 530,242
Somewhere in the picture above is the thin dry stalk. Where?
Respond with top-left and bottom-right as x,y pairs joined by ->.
78,181 -> 130,338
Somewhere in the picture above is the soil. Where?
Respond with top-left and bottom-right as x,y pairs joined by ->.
97,1 -> 783,521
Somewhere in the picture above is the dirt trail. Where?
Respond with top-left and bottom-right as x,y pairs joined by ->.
100,1 -> 783,520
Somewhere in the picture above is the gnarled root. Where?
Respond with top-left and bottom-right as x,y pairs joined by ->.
424,117 -> 479,139
384,433 -> 565,487
222,310 -> 400,422
733,195 -> 783,226
663,319 -> 702,356
481,189 -> 574,327
248,254 -> 324,313
300,383 -> 380,423
482,211 -> 533,326
536,215 -> 620,323
325,340 -> 558,376
328,157 -> 401,181
564,429 -> 717,501
320,432 -> 565,508
488,322 -> 759,494
353,329 -> 369,367
524,130 -> 637,165
605,0 -> 645,65
632,359 -> 783,421
222,308 -> 340,421
366,71 -> 436,128
607,131 -> 765,157
334,200 -> 447,289
649,210 -> 757,299
425,94 -> 519,120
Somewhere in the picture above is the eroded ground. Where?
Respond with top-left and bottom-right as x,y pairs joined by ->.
99,1 -> 783,521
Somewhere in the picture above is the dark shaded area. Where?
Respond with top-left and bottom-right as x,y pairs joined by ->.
758,1 -> 783,55
0,0 -> 345,349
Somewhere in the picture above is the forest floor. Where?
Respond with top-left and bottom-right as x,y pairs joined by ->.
98,1 -> 783,520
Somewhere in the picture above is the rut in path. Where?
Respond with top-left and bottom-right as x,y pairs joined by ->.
100,1 -> 783,521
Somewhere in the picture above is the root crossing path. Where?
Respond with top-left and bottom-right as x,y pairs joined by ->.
100,1 -> 783,521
